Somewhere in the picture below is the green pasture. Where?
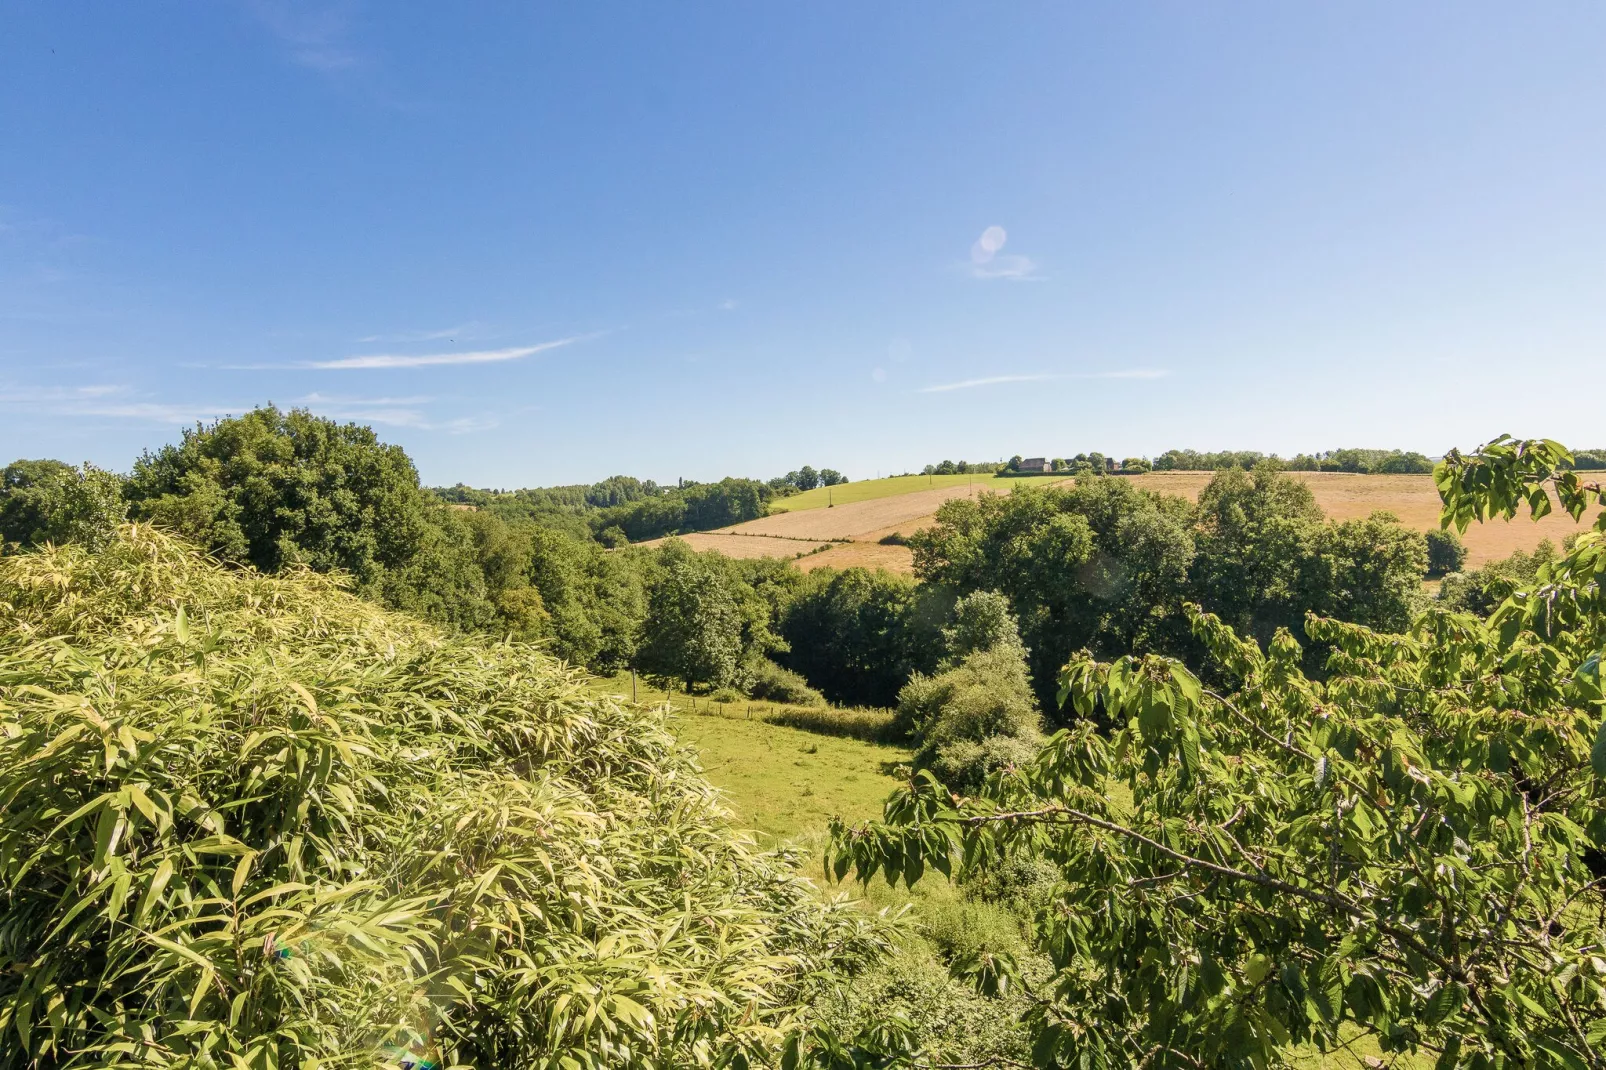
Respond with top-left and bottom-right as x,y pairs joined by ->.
766,471 -> 1066,512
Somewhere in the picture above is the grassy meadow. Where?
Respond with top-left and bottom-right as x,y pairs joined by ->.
766,470 -> 1065,512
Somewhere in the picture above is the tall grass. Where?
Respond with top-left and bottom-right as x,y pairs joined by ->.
764,705 -> 899,744
0,527 -> 884,1069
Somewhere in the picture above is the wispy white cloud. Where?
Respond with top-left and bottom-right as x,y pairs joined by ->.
669,299 -> 740,318
219,334 -> 592,371
311,338 -> 578,370
0,385 -> 246,425
291,393 -> 496,433
967,225 -> 1041,280
919,370 -> 1169,393
0,383 -> 499,434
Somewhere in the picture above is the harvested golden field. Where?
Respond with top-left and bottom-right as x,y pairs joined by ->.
797,541 -> 916,573
662,471 -> 1591,576
1126,471 -> 1594,568
723,479 -> 1059,541
640,531 -> 837,559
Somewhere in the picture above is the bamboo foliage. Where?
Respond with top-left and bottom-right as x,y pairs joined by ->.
0,525 -> 884,1069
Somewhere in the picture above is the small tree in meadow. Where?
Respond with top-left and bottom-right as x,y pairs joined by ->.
1425,526 -> 1469,577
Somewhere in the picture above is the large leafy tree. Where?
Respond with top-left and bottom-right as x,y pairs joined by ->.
779,567 -> 944,708
830,437 -> 1606,1068
910,479 -> 1196,710
125,405 -> 432,589
636,539 -> 746,689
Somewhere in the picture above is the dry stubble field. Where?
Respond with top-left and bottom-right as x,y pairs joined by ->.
657,471 -> 1595,574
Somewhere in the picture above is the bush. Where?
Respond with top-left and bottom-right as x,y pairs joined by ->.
1424,527 -> 1467,577
930,733 -> 1041,794
959,852 -> 1062,913
744,657 -> 826,706
709,686 -> 744,703
918,898 -> 1026,964
0,527 -> 885,1068
1438,540 -> 1558,615
896,645 -> 1042,792
812,947 -> 1031,1067
877,531 -> 910,546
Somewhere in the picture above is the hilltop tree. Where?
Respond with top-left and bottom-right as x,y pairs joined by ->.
125,405 -> 431,589
1425,527 -> 1469,576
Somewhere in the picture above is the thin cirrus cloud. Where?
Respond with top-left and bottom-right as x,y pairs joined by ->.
968,225 -> 1040,280
356,322 -> 482,344
0,384 -> 246,425
247,0 -> 366,74
919,370 -> 1169,394
220,333 -> 595,371
0,384 -> 496,434
310,337 -> 581,370
294,392 -> 497,434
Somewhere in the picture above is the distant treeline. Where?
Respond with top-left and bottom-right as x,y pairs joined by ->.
1152,448 -> 1437,473
907,447 -> 1528,478
432,463 -> 849,545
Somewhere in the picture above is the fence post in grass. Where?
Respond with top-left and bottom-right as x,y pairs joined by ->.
631,669 -> 637,703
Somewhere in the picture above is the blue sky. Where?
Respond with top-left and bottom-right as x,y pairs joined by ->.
3,3 -> 1604,487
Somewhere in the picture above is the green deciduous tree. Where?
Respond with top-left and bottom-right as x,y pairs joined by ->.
125,406 -> 431,589
1425,527 -> 1469,577
829,436 -> 1606,1068
778,567 -> 944,708
636,539 -> 745,690
0,459 -> 126,552
911,480 -> 1195,711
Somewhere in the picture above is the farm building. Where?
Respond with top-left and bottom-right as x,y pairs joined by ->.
1019,457 -> 1052,472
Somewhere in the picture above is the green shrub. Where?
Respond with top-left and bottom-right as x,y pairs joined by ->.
1437,539 -> 1558,615
709,685 -> 744,703
1423,527 -> 1467,577
0,527 -> 885,1068
744,657 -> 826,706
812,946 -> 1031,1066
877,531 -> 910,546
896,645 -> 1042,793
916,898 -> 1026,963
959,852 -> 1062,914
0,459 -> 126,552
